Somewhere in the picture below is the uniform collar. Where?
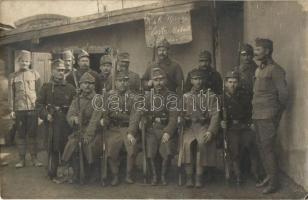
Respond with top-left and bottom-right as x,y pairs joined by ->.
260,58 -> 274,69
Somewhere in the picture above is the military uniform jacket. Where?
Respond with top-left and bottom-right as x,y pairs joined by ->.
185,67 -> 223,94
182,89 -> 220,166
8,69 -> 41,111
127,70 -> 141,93
66,69 -> 102,94
252,58 -> 288,119
142,57 -> 184,93
36,79 -> 76,151
99,73 -> 112,92
234,61 -> 258,95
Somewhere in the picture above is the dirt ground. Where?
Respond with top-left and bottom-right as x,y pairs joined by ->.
0,145 -> 307,199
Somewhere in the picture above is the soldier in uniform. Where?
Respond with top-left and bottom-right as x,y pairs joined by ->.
221,71 -> 259,185
129,67 -> 178,185
8,50 -> 43,168
99,55 -> 112,91
62,50 -> 76,79
185,50 -> 223,94
62,72 -> 106,183
142,38 -> 184,93
66,50 -> 101,93
101,71 -> 138,186
234,44 -> 258,95
36,59 -> 76,181
117,52 -> 140,93
181,69 -> 220,188
252,38 -> 288,194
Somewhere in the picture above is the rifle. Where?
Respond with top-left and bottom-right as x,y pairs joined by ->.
72,68 -> 85,184
177,81 -> 184,186
47,83 -> 55,179
152,35 -> 157,62
140,80 -> 148,183
111,48 -> 119,90
100,86 -> 108,186
222,79 -> 231,181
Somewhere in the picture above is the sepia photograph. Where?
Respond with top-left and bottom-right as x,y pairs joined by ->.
0,0 -> 307,199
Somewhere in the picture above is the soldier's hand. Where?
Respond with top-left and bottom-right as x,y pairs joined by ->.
100,119 -> 104,127
127,134 -> 136,145
47,114 -> 53,122
72,117 -> 79,125
147,80 -> 153,87
221,121 -> 227,129
161,133 -> 170,144
10,111 -> 15,120
203,131 -> 212,143
250,123 -> 256,132
38,117 -> 44,125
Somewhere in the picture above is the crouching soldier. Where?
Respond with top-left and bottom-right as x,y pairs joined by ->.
36,59 -> 76,181
129,67 -> 178,185
221,71 -> 259,185
181,69 -> 220,188
101,71 -> 138,186
62,72 -> 105,184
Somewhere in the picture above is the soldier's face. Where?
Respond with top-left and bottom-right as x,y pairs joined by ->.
225,78 -> 239,94
153,77 -> 166,90
118,61 -> 129,72
115,79 -> 129,92
100,63 -> 112,76
191,77 -> 202,90
254,46 -> 269,61
240,53 -> 253,64
64,57 -> 74,72
157,47 -> 168,60
52,68 -> 65,80
78,57 -> 90,70
18,58 -> 31,69
80,82 -> 94,94
199,58 -> 211,68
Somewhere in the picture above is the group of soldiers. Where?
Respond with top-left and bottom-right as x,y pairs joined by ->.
8,37 -> 287,194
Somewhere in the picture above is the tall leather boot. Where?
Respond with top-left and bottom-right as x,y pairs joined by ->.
233,161 -> 242,185
109,158 -> 119,186
29,138 -> 42,167
150,159 -> 157,185
161,158 -> 168,186
125,156 -> 135,184
15,138 -> 26,168
185,164 -> 194,187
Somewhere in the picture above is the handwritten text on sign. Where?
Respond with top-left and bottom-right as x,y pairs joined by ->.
144,11 -> 192,47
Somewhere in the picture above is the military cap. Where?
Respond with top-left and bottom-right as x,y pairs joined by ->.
157,38 -> 170,49
118,52 -> 130,62
100,55 -> 112,64
151,67 -> 167,79
255,38 -> 273,51
199,50 -> 212,61
78,50 -> 89,60
62,50 -> 74,60
190,69 -> 203,79
239,43 -> 254,55
51,59 -> 65,70
18,50 -> 31,61
225,70 -> 240,80
116,71 -> 129,80
79,72 -> 95,83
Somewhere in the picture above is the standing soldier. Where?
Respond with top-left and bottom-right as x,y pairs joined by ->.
36,59 -> 76,181
98,55 -> 113,91
252,38 -> 288,194
66,50 -> 101,93
117,52 -> 140,93
62,50 -> 76,79
235,43 -> 258,95
130,67 -> 178,185
8,50 -> 43,168
181,69 -> 220,188
142,38 -> 184,93
221,71 -> 259,185
62,72 -> 106,184
185,50 -> 223,94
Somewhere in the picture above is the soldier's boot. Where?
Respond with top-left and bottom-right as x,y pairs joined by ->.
233,161 -> 242,185
31,154 -> 43,167
150,159 -> 157,185
69,156 -> 80,184
185,164 -> 194,187
195,174 -> 203,188
15,155 -> 26,168
109,159 -> 120,186
125,156 -> 134,184
161,159 -> 168,186
29,138 -> 42,167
